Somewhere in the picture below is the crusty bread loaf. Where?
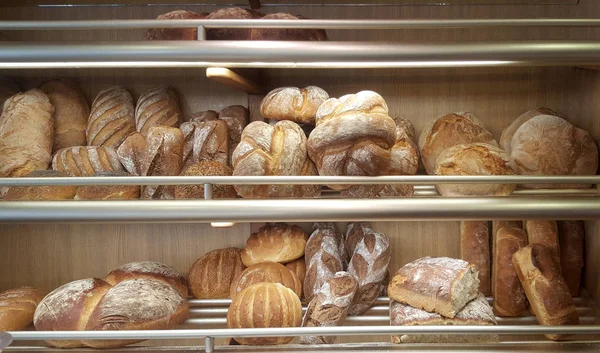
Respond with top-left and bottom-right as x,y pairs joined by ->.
500,108 -> 558,154
524,221 -> 561,270
218,105 -> 249,164
0,76 -> 19,110
146,10 -> 207,40
140,126 -> 184,199
233,120 -> 320,198
391,294 -> 497,344
300,271 -> 358,344
492,227 -> 528,317
0,89 -> 54,177
3,170 -> 77,201
251,13 -> 326,41
285,257 -> 306,289
206,7 -> 263,40
75,171 -> 140,200
241,223 -> 308,266
512,244 -> 579,341
0,287 -> 45,331
388,257 -> 479,318
227,282 -> 302,345
191,110 -> 219,122
40,79 -> 89,152
104,260 -> 188,297
174,161 -> 236,199
188,247 -> 245,299
52,146 -> 123,176
135,87 -> 181,135
230,261 -> 302,299
260,86 -> 329,125
491,220 -> 522,296
87,86 -> 135,149
435,143 -> 516,196
180,119 -> 229,168
557,221 -> 585,296
509,115 -> 598,189
116,132 -> 146,176
418,112 -> 497,175
460,221 -> 491,296
345,222 -> 374,259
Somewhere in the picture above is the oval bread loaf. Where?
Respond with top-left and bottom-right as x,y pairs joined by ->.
500,107 -> 558,154
188,247 -> 245,299
230,261 -> 302,299
87,86 -> 136,149
241,222 -> 308,266
147,10 -> 207,40
135,87 -> 181,135
260,86 -> 329,125
0,287 -> 45,331
52,145 -> 123,176
104,260 -> 188,297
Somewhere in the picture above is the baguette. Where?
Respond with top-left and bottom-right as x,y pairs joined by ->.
557,221 -> 585,296
492,227 -> 528,316
460,221 -> 491,296
524,221 -> 561,270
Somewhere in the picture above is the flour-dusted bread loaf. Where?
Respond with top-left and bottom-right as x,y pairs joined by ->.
388,257 -> 479,318
460,221 -> 491,296
87,86 -> 136,149
140,126 -> 184,199
307,91 -> 398,190
0,287 -> 45,331
227,282 -> 302,345
40,79 -> 89,152
0,89 -> 54,177
146,10 -> 208,40
260,86 -> 329,125
390,294 -> 497,344
135,87 -> 181,135
52,146 -> 123,176
492,226 -> 528,316
300,271 -> 358,344
205,7 -> 264,40
251,13 -> 326,41
230,261 -> 302,299
3,170 -> 77,201
345,222 -> 375,258
75,171 -> 140,200
0,77 -> 19,110
180,118 -> 229,168
188,248 -> 245,299
116,132 -> 146,175
104,260 -> 188,297
512,244 -> 579,341
241,222 -> 308,266
435,143 -> 516,196
174,161 -> 236,199
524,221 -> 561,270
419,112 -> 497,175
510,115 -> 598,189
218,105 -> 249,164
500,108 -> 559,154
557,221 -> 585,296
233,120 -> 320,198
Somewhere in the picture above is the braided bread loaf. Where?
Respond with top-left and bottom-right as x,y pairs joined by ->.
86,86 -> 136,149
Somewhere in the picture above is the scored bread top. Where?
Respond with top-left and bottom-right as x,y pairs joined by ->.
104,261 -> 188,297
87,86 -> 135,149
188,247 -> 245,299
241,222 -> 308,266
259,86 -> 329,124
230,261 -> 302,299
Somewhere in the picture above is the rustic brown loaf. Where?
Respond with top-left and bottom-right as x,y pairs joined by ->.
259,86 -> 329,125
435,143 -> 516,196
135,87 -> 181,135
390,294 -> 497,344
3,170 -> 77,201
345,222 -> 375,259
388,257 -> 479,319
512,244 -> 579,341
0,287 -> 45,331
492,227 -> 528,317
300,271 -> 358,344
418,112 -> 498,175
499,108 -> 559,154
509,115 -> 598,189
241,223 -> 308,266
205,7 -> 264,40
524,221 -> 561,270
146,10 -> 207,40
251,13 -> 326,41
233,120 -> 320,198
285,257 -> 306,287
0,76 -> 19,110
174,161 -> 236,199
104,261 -> 188,297
491,220 -> 522,295
557,221 -> 585,296
180,119 -> 229,168
40,79 -> 89,152
188,248 -> 245,299
227,282 -> 302,345
52,146 -> 123,176
218,105 -> 249,164
460,221 -> 491,296
230,261 -> 302,299
75,171 -> 140,200
0,89 -> 54,177
86,86 -> 136,149
116,132 -> 147,176
140,126 -> 184,199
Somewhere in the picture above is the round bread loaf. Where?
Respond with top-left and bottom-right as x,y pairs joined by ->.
87,86 -> 136,149
499,107 -> 558,154
509,115 -> 598,189
135,87 -> 181,136
434,142 -> 516,197
419,112 -> 498,175
241,223 -> 308,266
52,145 -> 124,176
227,282 -> 302,345
175,161 -> 237,199
230,261 -> 302,299
251,13 -> 325,41
0,287 -> 46,331
104,261 -> 188,297
75,171 -> 140,200
285,257 -> 306,285
260,86 -> 328,125
3,170 -> 77,201
188,247 -> 245,299
146,10 -> 207,40
206,7 -> 264,40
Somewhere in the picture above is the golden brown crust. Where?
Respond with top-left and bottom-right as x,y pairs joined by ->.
0,287 -> 45,331
75,171 -> 140,200
174,160 -> 236,199
260,86 -> 329,125
241,223 -> 308,266
146,10 -> 207,40
524,221 -> 561,271
52,146 -> 124,177
460,221 -> 491,296
557,221 -> 585,296
230,261 -> 302,299
285,257 -> 306,287
492,227 -> 528,317
140,126 -> 184,199
87,86 -> 135,149
499,108 -> 558,154
135,87 -> 181,135
104,261 -> 188,298
3,170 -> 77,201
188,248 -> 245,299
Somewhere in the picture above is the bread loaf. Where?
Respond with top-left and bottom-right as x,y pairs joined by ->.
491,220 -> 522,295
460,221 -> 491,296
104,260 -> 188,297
241,223 -> 307,266
87,86 -> 135,149
140,126 -> 184,199
524,221 -> 561,270
285,257 -> 306,286
345,222 -> 374,259
418,112 -> 497,175
512,244 -> 579,341
227,282 -> 302,345
390,294 -> 497,344
218,105 -> 249,164
0,287 -> 45,331
435,143 -> 516,196
509,115 -> 598,188
205,7 -> 263,40
40,79 -> 89,152
500,108 -> 558,154
3,170 -> 77,201
260,86 -> 329,125
116,132 -> 146,176
188,247 -> 245,299
75,171 -> 140,200
147,10 -> 207,40
0,76 -> 19,110
231,261 -> 302,299
180,119 -> 229,168
557,221 -> 585,296
0,89 -> 54,177
300,271 -> 358,344
135,87 -> 181,135
233,120 -> 320,198
174,161 -> 236,199
388,257 -> 479,318
251,13 -> 326,41
52,146 -> 123,176
492,227 -> 528,317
